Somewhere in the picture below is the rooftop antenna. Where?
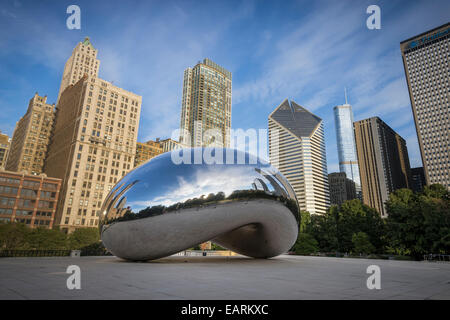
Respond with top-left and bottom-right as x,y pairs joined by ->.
344,87 -> 348,105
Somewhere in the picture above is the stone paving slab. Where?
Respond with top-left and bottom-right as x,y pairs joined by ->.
0,255 -> 449,300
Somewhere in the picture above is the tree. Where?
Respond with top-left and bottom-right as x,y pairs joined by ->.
210,243 -> 225,250
300,200 -> 386,254
0,223 -> 30,250
352,232 -> 375,255
68,228 -> 100,249
26,227 -> 68,250
292,233 -> 319,255
299,210 -> 311,233
336,200 -> 386,253
386,185 -> 450,259
305,209 -> 338,252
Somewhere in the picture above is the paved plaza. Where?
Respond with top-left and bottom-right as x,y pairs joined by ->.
0,255 -> 449,299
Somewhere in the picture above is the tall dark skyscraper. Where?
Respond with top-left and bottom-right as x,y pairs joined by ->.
411,167 -> 427,193
400,23 -> 449,190
354,117 -> 412,217
328,172 -> 357,206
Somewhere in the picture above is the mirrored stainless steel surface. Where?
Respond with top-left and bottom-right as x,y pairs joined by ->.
100,148 -> 300,261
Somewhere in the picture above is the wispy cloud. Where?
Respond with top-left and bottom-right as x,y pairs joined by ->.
0,0 -> 447,171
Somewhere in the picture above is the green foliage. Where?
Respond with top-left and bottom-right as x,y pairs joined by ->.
292,184 -> 449,259
26,227 -> 68,250
68,228 -> 100,249
80,241 -> 110,256
336,200 -> 386,253
352,232 -> 375,255
386,185 -> 450,259
299,211 -> 311,233
210,243 -> 225,250
300,201 -> 385,254
0,223 -> 101,251
305,209 -> 338,252
0,223 -> 30,250
292,233 -> 318,255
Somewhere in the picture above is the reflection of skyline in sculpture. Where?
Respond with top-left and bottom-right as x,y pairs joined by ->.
100,148 -> 299,261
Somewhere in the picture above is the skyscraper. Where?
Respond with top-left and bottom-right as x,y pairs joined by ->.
400,23 -> 449,189
411,167 -> 426,193
45,75 -> 141,233
6,93 -> 55,175
354,117 -> 412,216
0,131 -> 10,170
269,99 -> 329,215
328,172 -> 357,206
43,36 -> 142,233
333,103 -> 362,199
56,37 -> 100,103
179,58 -> 232,148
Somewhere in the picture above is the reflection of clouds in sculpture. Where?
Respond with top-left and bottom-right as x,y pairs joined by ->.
100,148 -> 299,261
150,166 -> 258,207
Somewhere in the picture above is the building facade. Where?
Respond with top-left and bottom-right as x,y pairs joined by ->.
411,167 -> 427,193
179,58 -> 232,148
0,170 -> 61,228
269,99 -> 329,215
400,23 -> 449,189
354,117 -> 412,216
57,37 -> 100,103
328,172 -> 357,206
135,139 -> 164,167
160,138 -> 182,153
6,93 -> 55,175
0,132 -> 10,170
44,75 -> 141,233
333,104 -> 362,199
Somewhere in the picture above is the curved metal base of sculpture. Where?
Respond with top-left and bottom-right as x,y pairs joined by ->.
100,148 -> 300,261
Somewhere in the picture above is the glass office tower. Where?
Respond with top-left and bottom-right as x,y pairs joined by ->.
333,104 -> 362,199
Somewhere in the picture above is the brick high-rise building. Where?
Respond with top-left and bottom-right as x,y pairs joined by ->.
400,23 -> 449,189
6,93 -> 55,175
354,117 -> 412,216
0,170 -> 61,228
57,37 -> 100,103
0,132 -> 10,170
269,99 -> 330,215
179,58 -> 232,148
44,74 -> 141,233
134,139 -> 164,167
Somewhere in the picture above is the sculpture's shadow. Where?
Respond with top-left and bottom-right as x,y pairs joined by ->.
112,255 -> 284,264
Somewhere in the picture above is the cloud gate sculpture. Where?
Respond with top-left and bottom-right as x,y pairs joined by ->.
100,148 -> 299,261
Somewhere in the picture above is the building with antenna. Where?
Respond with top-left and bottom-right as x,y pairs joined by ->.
333,90 -> 362,200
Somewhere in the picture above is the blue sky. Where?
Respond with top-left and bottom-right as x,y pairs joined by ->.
0,0 -> 448,172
